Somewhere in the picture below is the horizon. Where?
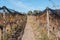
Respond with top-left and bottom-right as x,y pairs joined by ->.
0,0 -> 60,13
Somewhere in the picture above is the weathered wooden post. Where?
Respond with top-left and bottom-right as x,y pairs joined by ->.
3,8 -> 7,40
0,29 -> 1,40
46,9 -> 50,38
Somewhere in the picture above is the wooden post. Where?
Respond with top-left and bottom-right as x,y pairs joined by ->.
46,10 -> 50,37
3,9 -> 7,40
0,29 -> 1,40
56,31 -> 59,40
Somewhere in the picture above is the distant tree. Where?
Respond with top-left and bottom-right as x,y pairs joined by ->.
34,10 -> 39,14
34,10 -> 39,13
27,11 -> 32,15
23,13 -> 27,16
33,10 -> 41,15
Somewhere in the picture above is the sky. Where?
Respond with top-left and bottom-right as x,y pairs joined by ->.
0,0 -> 60,12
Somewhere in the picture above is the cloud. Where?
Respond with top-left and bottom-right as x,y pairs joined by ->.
9,0 -> 36,10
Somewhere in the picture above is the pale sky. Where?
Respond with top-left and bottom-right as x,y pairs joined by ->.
0,0 -> 60,12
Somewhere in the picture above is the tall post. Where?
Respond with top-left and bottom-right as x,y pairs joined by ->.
3,8 -> 7,40
46,10 -> 50,37
56,31 -> 59,40
0,29 -> 1,40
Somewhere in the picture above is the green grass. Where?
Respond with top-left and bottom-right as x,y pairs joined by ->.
41,31 -> 49,40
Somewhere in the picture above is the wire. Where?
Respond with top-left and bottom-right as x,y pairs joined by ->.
48,0 -> 59,9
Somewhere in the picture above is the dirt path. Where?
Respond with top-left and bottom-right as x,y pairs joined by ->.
22,16 -> 35,40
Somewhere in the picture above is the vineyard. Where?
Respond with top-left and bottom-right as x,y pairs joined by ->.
0,6 -> 60,40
